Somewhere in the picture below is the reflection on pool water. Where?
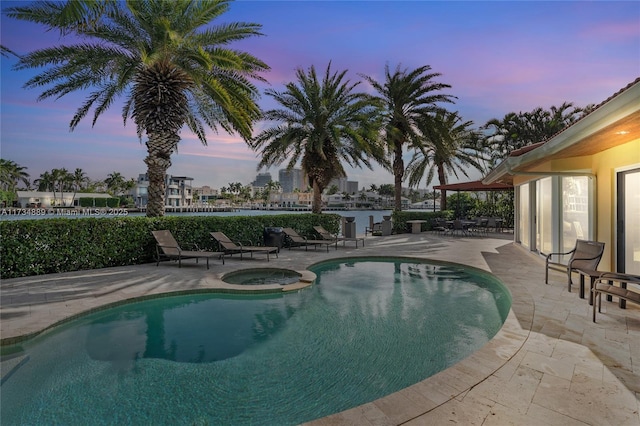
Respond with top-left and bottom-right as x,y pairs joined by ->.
222,268 -> 302,286
0,258 -> 511,425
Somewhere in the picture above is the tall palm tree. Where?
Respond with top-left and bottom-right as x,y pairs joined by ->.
51,168 -> 72,206
7,0 -> 269,217
70,168 -> 88,205
406,110 -> 485,210
0,159 -> 30,192
251,63 -> 383,214
362,64 -> 454,211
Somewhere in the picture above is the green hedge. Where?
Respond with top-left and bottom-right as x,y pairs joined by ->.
0,213 -> 340,279
78,197 -> 120,207
391,210 -> 454,234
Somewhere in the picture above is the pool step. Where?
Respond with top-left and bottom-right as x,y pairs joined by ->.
1,354 -> 30,386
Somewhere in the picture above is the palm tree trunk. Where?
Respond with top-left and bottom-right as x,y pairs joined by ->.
312,180 -> 322,214
393,145 -> 404,211
144,133 -> 179,217
437,163 -> 447,211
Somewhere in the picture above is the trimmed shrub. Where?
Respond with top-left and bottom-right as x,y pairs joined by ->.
78,197 -> 120,207
0,213 -> 340,279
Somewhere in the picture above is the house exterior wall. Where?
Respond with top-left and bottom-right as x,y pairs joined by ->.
512,139 -> 640,271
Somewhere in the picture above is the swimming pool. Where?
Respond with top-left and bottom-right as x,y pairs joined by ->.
0,258 -> 511,425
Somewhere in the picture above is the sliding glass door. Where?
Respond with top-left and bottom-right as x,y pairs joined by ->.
617,168 -> 640,274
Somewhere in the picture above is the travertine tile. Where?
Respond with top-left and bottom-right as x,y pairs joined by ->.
521,350 -> 575,380
484,401 -> 589,426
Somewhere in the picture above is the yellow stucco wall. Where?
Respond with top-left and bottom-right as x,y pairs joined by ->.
591,139 -> 640,270
513,139 -> 640,271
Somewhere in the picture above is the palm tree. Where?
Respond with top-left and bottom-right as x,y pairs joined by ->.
251,63 -> 383,214
34,171 -> 54,192
261,180 -> 281,205
104,172 -> 125,196
481,102 -> 587,170
406,110 -> 485,210
50,168 -> 72,206
70,168 -> 88,205
362,64 -> 454,211
7,0 -> 269,217
0,159 -> 30,192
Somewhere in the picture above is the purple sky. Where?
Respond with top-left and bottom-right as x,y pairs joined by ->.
1,1 -> 639,191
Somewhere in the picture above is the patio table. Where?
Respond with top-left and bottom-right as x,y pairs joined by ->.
406,220 -> 427,233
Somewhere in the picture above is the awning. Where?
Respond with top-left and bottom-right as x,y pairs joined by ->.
433,180 -> 512,191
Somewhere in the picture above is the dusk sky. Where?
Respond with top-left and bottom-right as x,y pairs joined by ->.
1,1 -> 639,191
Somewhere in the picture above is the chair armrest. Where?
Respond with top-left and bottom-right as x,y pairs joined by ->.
545,248 -> 576,262
157,244 -> 182,253
568,253 -> 604,267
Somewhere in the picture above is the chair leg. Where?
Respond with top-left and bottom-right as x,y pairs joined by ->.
545,262 -> 549,284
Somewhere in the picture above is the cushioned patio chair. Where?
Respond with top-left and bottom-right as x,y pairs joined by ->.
544,239 -> 605,292
592,272 -> 640,322
210,231 -> 278,261
152,230 -> 224,269
313,225 -> 365,248
282,227 -> 334,252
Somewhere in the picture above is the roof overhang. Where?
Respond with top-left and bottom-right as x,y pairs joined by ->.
483,79 -> 640,185
433,180 -> 512,191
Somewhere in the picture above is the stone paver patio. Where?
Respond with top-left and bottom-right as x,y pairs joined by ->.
1,232 -> 639,425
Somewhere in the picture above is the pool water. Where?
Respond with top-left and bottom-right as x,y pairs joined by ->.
0,258 -> 511,425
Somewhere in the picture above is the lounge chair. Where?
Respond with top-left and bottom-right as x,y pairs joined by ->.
544,239 -> 605,291
210,231 -> 278,261
592,272 -> 640,322
281,227 -> 334,252
152,230 -> 224,269
313,225 -> 365,248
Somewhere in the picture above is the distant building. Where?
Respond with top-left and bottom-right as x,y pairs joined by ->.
328,177 -> 359,194
15,191 -> 112,208
133,174 -> 193,208
278,168 -> 305,193
253,172 -> 272,187
346,180 -> 359,194
193,185 -> 219,204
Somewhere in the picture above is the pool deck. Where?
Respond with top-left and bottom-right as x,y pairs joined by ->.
1,232 -> 639,425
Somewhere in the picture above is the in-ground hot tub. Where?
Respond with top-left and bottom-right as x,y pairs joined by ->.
221,268 -> 316,291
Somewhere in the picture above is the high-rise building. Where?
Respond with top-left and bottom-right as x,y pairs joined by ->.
278,168 -> 304,193
253,172 -> 272,187
328,177 -> 359,194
